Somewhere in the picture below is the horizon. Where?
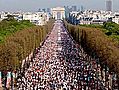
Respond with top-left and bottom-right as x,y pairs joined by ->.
0,0 -> 119,12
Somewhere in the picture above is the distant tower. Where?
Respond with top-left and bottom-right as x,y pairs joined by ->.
81,5 -> 84,12
42,9 -> 46,12
106,0 -> 112,11
47,8 -> 50,13
72,6 -> 77,11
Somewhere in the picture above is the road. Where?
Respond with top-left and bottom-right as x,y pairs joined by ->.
17,20 -> 118,90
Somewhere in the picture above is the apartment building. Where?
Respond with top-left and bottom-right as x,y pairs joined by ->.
23,12 -> 50,25
0,11 -> 50,26
112,13 -> 119,24
68,10 -> 119,25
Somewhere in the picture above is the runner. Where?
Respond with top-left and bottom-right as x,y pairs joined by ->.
17,20 -> 118,90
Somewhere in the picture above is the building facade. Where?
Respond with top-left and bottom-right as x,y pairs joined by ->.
51,7 -> 65,20
112,13 -> 119,24
23,12 -> 50,25
106,0 -> 112,11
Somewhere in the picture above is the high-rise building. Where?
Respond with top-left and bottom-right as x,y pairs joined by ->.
81,5 -> 84,12
47,8 -> 50,13
106,0 -> 112,11
38,8 -> 41,12
42,9 -> 46,12
72,6 -> 77,11
64,6 -> 70,18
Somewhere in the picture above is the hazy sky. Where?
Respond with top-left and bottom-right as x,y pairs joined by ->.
0,0 -> 119,12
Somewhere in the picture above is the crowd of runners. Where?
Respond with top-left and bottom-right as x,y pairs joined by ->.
17,20 -> 119,90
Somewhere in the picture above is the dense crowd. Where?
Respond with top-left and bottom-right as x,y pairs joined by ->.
17,20 -> 119,90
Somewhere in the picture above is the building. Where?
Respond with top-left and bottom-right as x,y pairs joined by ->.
0,11 -> 50,25
47,8 -> 50,13
91,20 -> 107,25
38,8 -> 41,12
106,0 -> 112,11
64,6 -> 70,19
0,14 -> 1,21
42,9 -> 46,12
51,7 -> 65,20
81,6 -> 85,12
68,10 -> 116,25
112,13 -> 119,24
23,12 -> 50,25
72,6 -> 77,11
0,12 -> 9,21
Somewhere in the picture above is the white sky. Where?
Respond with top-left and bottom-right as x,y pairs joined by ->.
0,0 -> 118,12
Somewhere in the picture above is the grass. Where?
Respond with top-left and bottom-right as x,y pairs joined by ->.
0,19 -> 35,43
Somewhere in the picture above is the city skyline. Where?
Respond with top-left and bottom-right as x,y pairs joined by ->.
0,0 -> 119,12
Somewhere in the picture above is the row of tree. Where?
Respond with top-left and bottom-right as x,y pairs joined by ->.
65,21 -> 119,76
80,22 -> 119,43
0,19 -> 54,71
0,17 -> 34,43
